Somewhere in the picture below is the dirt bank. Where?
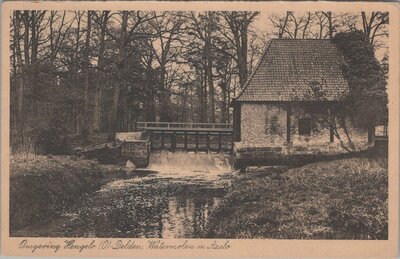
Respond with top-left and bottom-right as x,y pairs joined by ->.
10,154 -> 105,232
207,157 -> 388,239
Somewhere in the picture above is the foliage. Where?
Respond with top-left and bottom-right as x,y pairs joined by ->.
332,30 -> 388,127
207,157 -> 388,239
29,126 -> 71,155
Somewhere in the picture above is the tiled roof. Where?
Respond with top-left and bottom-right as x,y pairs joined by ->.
236,39 -> 349,102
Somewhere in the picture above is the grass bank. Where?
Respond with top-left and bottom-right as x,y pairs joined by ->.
10,154 -> 105,232
207,157 -> 388,239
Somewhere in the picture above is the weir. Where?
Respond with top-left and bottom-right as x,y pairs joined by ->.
117,122 -> 234,169
147,151 -> 233,176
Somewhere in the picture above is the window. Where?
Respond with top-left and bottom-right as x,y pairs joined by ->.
270,115 -> 279,134
299,116 -> 312,136
266,114 -> 279,135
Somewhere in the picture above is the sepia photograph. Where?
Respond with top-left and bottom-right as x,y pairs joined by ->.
1,1 -> 398,257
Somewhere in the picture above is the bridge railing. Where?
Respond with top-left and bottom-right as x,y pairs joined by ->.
136,121 -> 233,152
136,121 -> 233,130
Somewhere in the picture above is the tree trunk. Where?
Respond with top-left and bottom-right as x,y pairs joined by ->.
239,24 -> 248,88
30,11 -> 39,118
22,12 -> 31,124
196,70 -> 205,123
145,65 -> 155,121
223,12 -> 255,89
220,81 -> 227,123
202,60 -> 208,123
325,11 -> 334,38
93,11 -> 109,132
108,11 -> 128,140
205,18 -> 215,123
108,73 -> 122,140
22,12 -> 30,66
73,12 -> 82,134
83,11 -> 92,134
159,66 -> 172,122
14,12 -> 25,136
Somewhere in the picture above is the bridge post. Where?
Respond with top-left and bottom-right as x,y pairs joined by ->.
161,131 -> 165,149
231,135 -> 234,154
218,132 -> 222,153
184,131 -> 188,150
172,132 -> 176,152
206,132 -> 210,153
149,131 -> 153,151
195,132 -> 199,153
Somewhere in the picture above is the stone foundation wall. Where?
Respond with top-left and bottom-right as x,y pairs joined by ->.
115,132 -> 142,141
121,140 -> 150,168
233,142 -> 363,168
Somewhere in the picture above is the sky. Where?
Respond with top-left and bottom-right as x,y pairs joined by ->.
253,11 -> 388,60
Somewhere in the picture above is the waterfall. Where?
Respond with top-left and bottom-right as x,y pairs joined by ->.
147,151 -> 233,177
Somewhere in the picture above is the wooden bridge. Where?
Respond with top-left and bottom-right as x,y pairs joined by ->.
136,122 -> 233,152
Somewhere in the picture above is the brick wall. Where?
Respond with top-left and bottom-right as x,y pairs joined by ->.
241,103 -> 287,146
237,102 -> 368,164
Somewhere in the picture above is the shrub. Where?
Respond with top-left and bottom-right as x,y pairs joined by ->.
332,31 -> 387,128
9,155 -> 105,232
32,127 -> 71,155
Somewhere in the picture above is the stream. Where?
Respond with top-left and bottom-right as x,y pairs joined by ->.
14,152 -> 237,238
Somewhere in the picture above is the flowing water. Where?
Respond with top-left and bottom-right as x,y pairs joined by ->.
15,151 -> 236,238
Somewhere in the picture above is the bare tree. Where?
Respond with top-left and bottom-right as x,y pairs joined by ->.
269,12 -> 290,39
108,11 -> 129,139
287,11 -> 313,39
30,11 -> 44,117
222,11 -> 259,88
83,11 -> 92,134
323,11 -> 334,38
13,11 -> 25,135
92,11 -> 110,132
71,11 -> 84,134
361,11 -> 389,46
148,11 -> 184,122
270,11 -> 313,39
185,11 -> 220,122
107,11 -> 157,138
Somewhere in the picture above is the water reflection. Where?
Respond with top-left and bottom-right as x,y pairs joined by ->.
161,196 -> 221,238
84,177 -> 227,238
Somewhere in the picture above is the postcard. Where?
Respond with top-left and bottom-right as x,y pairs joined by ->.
1,1 -> 398,257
